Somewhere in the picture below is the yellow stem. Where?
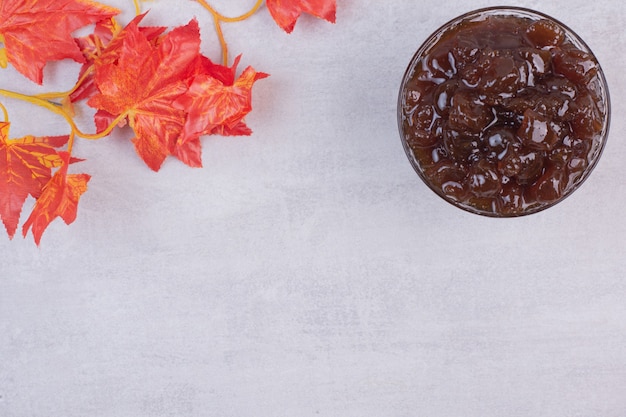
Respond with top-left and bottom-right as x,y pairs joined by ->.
0,101 -> 8,122
196,0 -> 264,23
133,0 -> 141,16
212,15 -> 229,66
35,66 -> 95,100
195,0 -> 264,65
67,130 -> 76,155
0,88 -> 127,140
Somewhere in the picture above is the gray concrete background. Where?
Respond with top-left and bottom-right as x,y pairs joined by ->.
1,0 -> 625,416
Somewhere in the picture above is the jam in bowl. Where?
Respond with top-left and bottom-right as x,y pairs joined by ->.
397,7 -> 610,216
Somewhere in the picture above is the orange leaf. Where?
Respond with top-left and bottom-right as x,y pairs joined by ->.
0,0 -> 119,84
0,122 -> 69,239
22,153 -> 90,246
88,17 -> 201,171
71,17 -> 121,102
266,0 -> 336,33
174,56 -> 268,145
72,15 -> 167,102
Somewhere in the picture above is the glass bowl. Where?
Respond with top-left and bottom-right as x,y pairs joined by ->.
397,7 -> 610,217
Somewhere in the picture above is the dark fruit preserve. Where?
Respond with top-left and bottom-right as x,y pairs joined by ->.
398,7 -> 610,216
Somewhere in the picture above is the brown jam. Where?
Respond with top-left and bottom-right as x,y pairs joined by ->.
398,9 -> 609,216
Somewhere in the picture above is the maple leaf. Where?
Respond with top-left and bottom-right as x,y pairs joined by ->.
22,152 -> 90,246
71,17 -> 121,102
266,0 -> 336,33
0,122 -> 69,239
174,55 -> 269,149
0,0 -> 119,84
72,15 -> 167,102
88,17 -> 201,171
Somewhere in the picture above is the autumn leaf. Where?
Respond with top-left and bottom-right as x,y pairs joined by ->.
88,17 -> 201,171
0,122 -> 69,239
174,55 -> 268,147
0,0 -> 119,84
22,152 -> 90,246
266,0 -> 336,33
71,17 -> 121,102
72,15 -> 167,102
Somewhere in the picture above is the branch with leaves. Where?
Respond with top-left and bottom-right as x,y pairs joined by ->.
0,0 -> 336,245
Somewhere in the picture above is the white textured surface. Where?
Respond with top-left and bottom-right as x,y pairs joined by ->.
1,0 -> 626,416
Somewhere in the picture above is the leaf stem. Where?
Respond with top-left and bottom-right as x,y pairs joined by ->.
0,88 -> 126,140
67,130 -> 76,154
0,101 -> 8,122
195,0 -> 264,65
212,15 -> 229,66
34,66 -> 95,100
133,0 -> 141,16
196,0 -> 264,23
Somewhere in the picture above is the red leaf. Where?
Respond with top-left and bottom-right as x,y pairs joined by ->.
266,0 -> 336,33
174,57 -> 268,145
71,17 -> 121,102
94,109 -> 125,134
22,153 -> 90,246
0,0 -> 119,84
88,18 -> 201,171
193,54 -> 241,86
0,122 -> 69,239
72,14 -> 167,102
172,136 -> 203,168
